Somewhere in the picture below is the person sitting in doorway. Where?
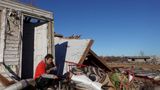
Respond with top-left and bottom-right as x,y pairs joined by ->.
34,54 -> 58,90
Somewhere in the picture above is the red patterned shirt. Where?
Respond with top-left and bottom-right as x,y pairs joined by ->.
34,60 -> 46,79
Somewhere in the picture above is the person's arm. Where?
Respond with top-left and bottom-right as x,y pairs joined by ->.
46,67 -> 57,74
41,74 -> 58,79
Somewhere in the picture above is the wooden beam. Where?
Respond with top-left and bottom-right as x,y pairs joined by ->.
0,74 -> 15,86
0,9 -> 6,63
0,0 -> 53,19
78,40 -> 93,64
89,50 -> 111,71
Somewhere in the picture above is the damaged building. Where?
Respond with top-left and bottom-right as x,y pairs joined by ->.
54,35 -> 114,90
54,35 -> 111,74
0,0 -> 54,89
0,1 -> 159,90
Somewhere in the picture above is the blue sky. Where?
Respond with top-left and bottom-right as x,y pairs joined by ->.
22,0 -> 160,56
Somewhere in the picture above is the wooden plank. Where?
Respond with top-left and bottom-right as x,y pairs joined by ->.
79,40 -> 93,64
0,10 -> 1,37
18,14 -> 23,78
47,22 -> 53,54
4,50 -> 19,55
0,9 -> 6,63
0,74 -> 11,87
5,40 -> 19,44
89,50 -> 111,71
0,10 -> 1,55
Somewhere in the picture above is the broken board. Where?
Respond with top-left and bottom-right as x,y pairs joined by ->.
54,37 -> 93,75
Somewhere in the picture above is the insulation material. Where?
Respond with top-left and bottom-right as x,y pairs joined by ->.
54,37 -> 92,75
0,9 -> 22,80
71,74 -> 102,90
3,9 -> 21,65
129,74 -> 133,82
71,66 -> 115,90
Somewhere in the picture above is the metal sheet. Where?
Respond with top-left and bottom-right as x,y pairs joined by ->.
54,37 -> 93,75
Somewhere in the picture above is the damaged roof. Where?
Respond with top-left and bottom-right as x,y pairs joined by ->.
0,0 -> 53,20
54,36 -> 111,75
88,50 -> 111,71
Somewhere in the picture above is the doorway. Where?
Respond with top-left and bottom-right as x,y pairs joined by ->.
21,16 -> 48,79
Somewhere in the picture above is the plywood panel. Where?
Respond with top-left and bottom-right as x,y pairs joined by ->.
54,37 -> 93,75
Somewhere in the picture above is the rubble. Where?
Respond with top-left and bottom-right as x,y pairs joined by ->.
0,1 -> 159,90
54,36 -> 114,89
102,56 -> 160,90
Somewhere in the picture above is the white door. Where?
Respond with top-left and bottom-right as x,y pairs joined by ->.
34,23 -> 48,76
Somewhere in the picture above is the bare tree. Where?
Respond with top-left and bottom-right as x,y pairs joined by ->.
139,51 -> 144,56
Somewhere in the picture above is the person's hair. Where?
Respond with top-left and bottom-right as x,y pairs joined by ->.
45,54 -> 53,60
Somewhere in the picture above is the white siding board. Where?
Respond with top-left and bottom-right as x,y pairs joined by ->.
0,9 -> 6,62
54,37 -> 92,74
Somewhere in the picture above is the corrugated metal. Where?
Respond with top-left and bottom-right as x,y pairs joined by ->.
54,37 -> 93,75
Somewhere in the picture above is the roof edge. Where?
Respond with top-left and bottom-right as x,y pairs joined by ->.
0,0 -> 53,19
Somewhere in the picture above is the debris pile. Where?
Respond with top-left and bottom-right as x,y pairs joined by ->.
101,56 -> 160,90
0,1 -> 159,90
